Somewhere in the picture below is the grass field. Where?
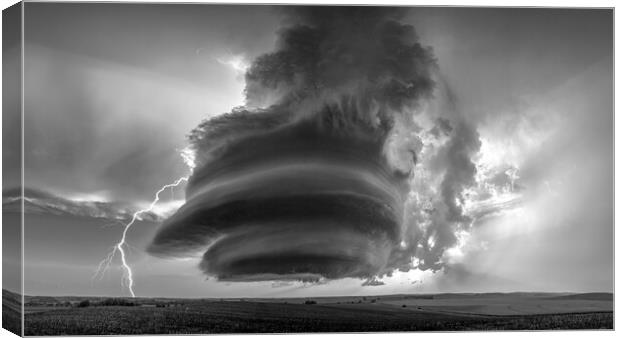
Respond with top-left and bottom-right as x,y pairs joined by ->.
8,290 -> 613,335
2,289 -> 22,336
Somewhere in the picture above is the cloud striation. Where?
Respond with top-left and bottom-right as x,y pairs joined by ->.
148,7 -> 485,284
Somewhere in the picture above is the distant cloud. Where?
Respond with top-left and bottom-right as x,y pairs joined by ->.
2,187 -> 167,222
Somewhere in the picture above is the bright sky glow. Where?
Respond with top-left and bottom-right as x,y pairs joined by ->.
216,52 -> 250,74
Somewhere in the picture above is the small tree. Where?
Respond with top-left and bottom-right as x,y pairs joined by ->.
77,300 -> 90,308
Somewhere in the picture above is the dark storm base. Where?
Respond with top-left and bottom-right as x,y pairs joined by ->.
18,292 -> 613,335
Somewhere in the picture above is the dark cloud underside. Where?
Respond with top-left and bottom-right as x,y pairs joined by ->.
148,6 -> 442,282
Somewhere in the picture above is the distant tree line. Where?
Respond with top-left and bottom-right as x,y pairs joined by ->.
76,298 -> 137,308
98,298 -> 136,307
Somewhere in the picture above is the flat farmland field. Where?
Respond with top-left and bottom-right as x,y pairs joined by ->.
14,291 -> 613,335
2,289 -> 22,336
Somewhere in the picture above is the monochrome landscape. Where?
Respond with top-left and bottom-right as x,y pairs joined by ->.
2,3 -> 613,335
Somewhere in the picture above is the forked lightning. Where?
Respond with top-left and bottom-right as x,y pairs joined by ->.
94,176 -> 190,297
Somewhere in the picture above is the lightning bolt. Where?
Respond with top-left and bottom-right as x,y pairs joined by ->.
94,176 -> 188,297
94,147 -> 195,297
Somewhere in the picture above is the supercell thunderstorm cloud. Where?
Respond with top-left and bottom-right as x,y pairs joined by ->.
148,7 -> 490,283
